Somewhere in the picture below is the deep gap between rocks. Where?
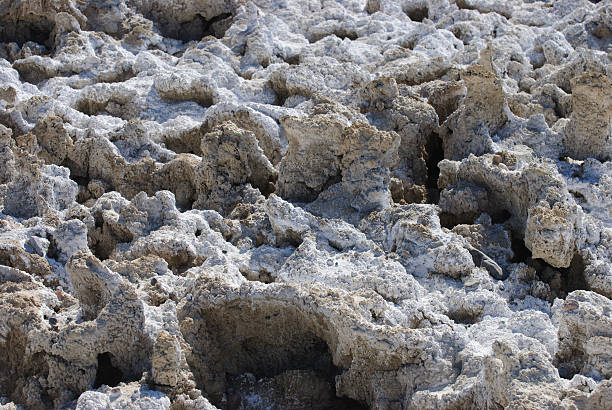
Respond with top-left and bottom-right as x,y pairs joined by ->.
160,13 -> 233,42
186,302 -> 367,409
425,132 -> 443,204
404,5 -> 429,22
93,352 -> 124,388
0,18 -> 54,47
511,234 -> 588,297
447,308 -> 480,325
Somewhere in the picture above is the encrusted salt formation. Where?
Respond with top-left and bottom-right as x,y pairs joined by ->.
1,0 -> 611,409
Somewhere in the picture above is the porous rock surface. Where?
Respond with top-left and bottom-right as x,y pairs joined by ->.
0,0 -> 611,409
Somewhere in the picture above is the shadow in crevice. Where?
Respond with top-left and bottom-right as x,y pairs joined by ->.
511,234 -> 588,297
94,352 -> 125,388
404,5 -> 429,22
157,13 -> 233,42
0,18 -> 53,47
93,352 -> 142,389
447,308 -> 481,325
425,132 -> 443,204
183,301 -> 367,409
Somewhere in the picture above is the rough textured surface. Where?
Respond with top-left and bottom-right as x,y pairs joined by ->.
0,0 -> 611,409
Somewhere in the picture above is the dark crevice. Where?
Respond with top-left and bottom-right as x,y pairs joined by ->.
159,92 -> 214,109
511,234 -> 588,298
157,13 -> 233,42
94,353 -> 125,388
186,301 -> 367,409
283,54 -> 300,65
510,233 -> 532,264
327,240 -> 343,252
432,94 -> 463,125
569,190 -> 586,203
277,228 -> 304,248
439,212 -> 477,229
74,99 -> 132,119
558,253 -> 588,295
46,237 -> 61,261
490,209 -> 512,224
0,18 -> 54,48
332,30 -> 358,41
425,133 -> 443,204
89,239 -> 115,262
404,5 -> 429,22
274,89 -> 289,107
309,30 -> 358,44
252,173 -> 278,199
268,78 -> 293,107
168,256 -> 205,276
320,172 -> 343,193
556,348 -> 584,380
447,308 -> 480,325
240,269 -> 276,284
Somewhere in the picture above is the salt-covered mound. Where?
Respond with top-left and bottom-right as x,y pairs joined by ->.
1,0 -> 611,408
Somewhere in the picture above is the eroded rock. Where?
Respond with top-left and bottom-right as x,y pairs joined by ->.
0,0 -> 611,408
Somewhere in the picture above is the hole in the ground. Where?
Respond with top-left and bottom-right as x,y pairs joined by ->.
239,269 -> 276,284
447,308 -> 481,325
559,253 -> 588,295
93,352 -> 125,388
320,172 -> 343,193
308,28 -> 359,44
183,300 -> 366,408
268,79 -> 294,107
0,18 -> 53,47
425,133 -> 443,204
490,209 -> 512,224
555,347 -> 585,380
89,237 -> 115,262
327,240 -> 343,252
510,233 -> 532,264
439,212 -> 477,229
275,228 -> 304,248
162,253 -> 205,275
74,99 -> 127,118
283,54 -> 300,65
455,0 -> 476,11
422,83 -> 465,124
46,237 -> 61,260
158,90 -> 214,109
154,13 -> 233,42
404,5 -> 429,22
510,234 -> 588,297
332,30 -> 358,41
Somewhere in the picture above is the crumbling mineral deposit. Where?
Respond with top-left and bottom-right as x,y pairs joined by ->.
1,0 -> 611,409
